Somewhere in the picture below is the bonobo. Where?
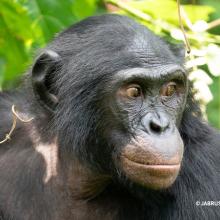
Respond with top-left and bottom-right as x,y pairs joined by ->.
0,14 -> 220,220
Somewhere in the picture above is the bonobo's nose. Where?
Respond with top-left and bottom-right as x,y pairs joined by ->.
141,113 -> 170,135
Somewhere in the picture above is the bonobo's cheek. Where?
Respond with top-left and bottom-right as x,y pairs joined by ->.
118,129 -> 184,189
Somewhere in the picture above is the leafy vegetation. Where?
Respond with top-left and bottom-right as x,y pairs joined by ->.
0,0 -> 103,87
0,0 -> 219,128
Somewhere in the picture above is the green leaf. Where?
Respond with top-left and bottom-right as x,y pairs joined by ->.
0,1 -> 31,83
72,0 -> 98,19
22,0 -> 78,42
184,5 -> 215,23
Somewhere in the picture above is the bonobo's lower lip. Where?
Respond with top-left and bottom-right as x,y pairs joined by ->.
137,164 -> 181,177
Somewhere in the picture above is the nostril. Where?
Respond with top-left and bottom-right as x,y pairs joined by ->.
141,114 -> 170,135
149,121 -> 162,134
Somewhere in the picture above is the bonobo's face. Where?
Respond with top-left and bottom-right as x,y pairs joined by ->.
110,65 -> 188,190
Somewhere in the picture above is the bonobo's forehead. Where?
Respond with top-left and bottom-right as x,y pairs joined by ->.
128,35 -> 178,66
52,14 -> 182,65
49,14 -> 184,81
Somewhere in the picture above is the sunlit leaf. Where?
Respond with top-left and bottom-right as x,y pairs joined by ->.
184,5 -> 214,23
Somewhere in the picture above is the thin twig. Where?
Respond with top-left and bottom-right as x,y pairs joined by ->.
0,105 -> 34,144
177,0 -> 191,53
206,19 -> 220,31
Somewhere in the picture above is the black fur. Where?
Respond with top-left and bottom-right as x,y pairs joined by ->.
0,14 -> 219,220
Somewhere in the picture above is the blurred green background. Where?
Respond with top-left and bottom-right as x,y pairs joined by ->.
0,0 -> 219,128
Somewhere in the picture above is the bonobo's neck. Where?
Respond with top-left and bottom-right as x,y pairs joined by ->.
59,155 -> 112,200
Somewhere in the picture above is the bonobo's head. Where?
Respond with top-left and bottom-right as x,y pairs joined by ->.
31,14 -> 188,191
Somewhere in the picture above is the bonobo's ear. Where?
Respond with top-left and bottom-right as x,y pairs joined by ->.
32,50 -> 62,112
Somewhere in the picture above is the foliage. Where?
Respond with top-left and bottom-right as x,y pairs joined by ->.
0,0 -> 219,128
0,0 -> 103,88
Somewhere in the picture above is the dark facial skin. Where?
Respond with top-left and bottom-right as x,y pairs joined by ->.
110,65 -> 188,189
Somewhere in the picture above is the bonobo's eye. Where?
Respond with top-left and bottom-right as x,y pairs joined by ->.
118,84 -> 142,99
160,82 -> 177,97
127,85 -> 142,98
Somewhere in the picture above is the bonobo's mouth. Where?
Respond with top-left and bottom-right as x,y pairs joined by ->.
121,156 -> 181,189
123,157 -> 180,176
